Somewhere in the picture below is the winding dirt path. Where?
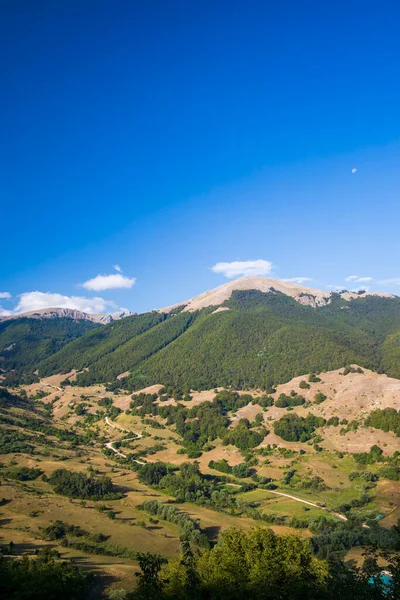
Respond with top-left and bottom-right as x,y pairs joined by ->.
104,417 -> 145,464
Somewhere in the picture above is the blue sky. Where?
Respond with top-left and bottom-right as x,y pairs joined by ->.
1,0 -> 400,315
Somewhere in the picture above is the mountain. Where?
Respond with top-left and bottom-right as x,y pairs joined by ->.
159,276 -> 394,312
0,317 -> 100,384
7,277 -> 392,393
0,307 -> 133,324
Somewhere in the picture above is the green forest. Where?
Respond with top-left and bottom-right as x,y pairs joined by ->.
2,291 -> 400,391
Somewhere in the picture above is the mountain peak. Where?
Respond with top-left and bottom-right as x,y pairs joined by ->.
159,276 -> 394,312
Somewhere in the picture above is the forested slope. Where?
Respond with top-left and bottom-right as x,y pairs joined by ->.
11,290 -> 395,391
0,318 -> 98,383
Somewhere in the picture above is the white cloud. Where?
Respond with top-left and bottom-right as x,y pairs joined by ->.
82,273 -> 136,291
345,275 -> 373,283
211,259 -> 273,278
0,292 -> 11,299
352,168 -> 357,174
379,278 -> 400,285
0,307 -> 12,316
13,291 -> 117,315
113,264 -> 122,272
281,277 -> 312,285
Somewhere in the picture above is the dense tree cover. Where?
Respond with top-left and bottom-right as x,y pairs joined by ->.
353,445 -> 386,465
40,520 -> 93,541
365,408 -> 400,437
275,392 -> 305,408
44,311 -> 198,387
130,390 -> 261,454
273,413 -> 325,442
139,500 -> 210,548
0,549 -> 95,600
223,418 -> 266,450
138,462 -> 170,486
4,466 -> 42,481
4,291 -> 400,390
0,317 -> 98,378
138,461 -> 238,511
130,525 -> 400,600
48,468 -> 120,500
208,459 -> 251,478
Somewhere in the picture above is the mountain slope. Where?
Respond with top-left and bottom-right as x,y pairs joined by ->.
33,287 -> 400,391
0,317 -> 99,383
3,278 -> 400,391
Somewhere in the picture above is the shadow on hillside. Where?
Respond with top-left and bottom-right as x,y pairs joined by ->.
203,525 -> 221,540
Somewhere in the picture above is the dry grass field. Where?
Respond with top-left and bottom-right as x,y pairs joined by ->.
1,365 -> 399,591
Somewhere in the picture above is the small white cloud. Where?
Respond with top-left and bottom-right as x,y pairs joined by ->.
352,168 -> 357,173
0,292 -> 11,299
82,273 -> 135,291
13,291 -> 118,315
211,259 -> 273,278
379,278 -> 400,285
0,307 -> 12,316
345,275 -> 373,283
113,264 -> 122,273
281,277 -> 312,285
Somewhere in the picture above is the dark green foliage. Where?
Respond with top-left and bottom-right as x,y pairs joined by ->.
223,418 -> 266,450
0,317 -> 98,378
342,366 -> 364,375
274,413 -> 325,442
44,311 -> 197,386
0,549 -> 94,600
7,292 -> 399,391
143,524 -> 400,600
48,468 -> 118,499
40,521 -> 90,541
308,373 -> 321,383
138,462 -> 169,486
5,466 -> 42,481
0,430 -> 34,454
4,292 -> 400,391
365,408 -> 400,437
314,392 -> 327,404
140,500 -> 210,548
275,393 -> 305,408
208,459 -> 251,478
353,445 -> 385,465
378,464 -> 400,481
299,380 -> 310,389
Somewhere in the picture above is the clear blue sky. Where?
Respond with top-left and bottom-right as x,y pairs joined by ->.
1,0 -> 400,314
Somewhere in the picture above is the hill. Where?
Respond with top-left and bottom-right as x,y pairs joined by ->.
1,364 -> 399,595
37,282 -> 400,391
2,277 -> 400,392
0,317 -> 99,384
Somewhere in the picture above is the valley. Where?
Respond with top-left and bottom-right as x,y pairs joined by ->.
1,279 -> 400,598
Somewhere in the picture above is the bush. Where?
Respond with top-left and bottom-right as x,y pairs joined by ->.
299,380 -> 310,389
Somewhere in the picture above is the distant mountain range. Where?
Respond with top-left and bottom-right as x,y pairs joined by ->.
1,277 -> 399,390
0,307 -> 133,324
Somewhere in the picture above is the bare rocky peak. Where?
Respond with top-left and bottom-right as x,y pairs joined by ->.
0,307 -> 134,324
159,276 -> 395,313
